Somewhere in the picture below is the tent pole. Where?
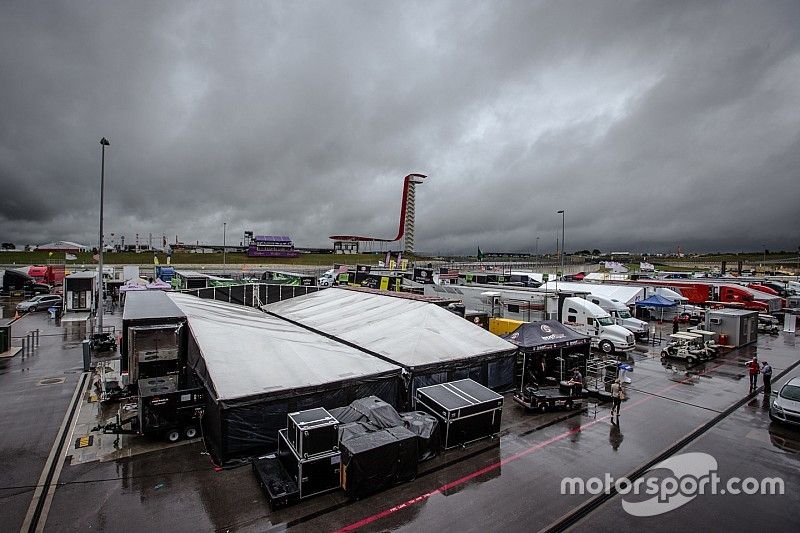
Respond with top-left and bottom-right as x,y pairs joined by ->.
520,351 -> 526,395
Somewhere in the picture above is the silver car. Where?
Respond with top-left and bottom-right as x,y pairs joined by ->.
770,377 -> 800,426
15,294 -> 62,312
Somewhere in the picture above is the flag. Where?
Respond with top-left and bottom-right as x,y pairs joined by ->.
48,251 -> 53,257
477,247 -> 484,261
92,254 -> 99,262
154,256 -> 159,265
65,253 -> 77,261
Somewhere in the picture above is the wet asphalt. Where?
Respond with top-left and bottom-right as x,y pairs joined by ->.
0,302 -> 86,531
1,302 -> 797,532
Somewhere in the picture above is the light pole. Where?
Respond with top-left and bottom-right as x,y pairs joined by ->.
223,222 -> 227,273
97,137 -> 110,334
557,210 -> 565,279
535,236 -> 539,256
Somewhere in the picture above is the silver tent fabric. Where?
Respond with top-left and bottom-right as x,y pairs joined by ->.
167,292 -> 401,401
263,288 -> 516,369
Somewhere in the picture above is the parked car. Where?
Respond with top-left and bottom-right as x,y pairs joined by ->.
16,294 -> 63,312
770,377 -> 800,426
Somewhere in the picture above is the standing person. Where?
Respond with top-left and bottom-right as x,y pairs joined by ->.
747,356 -> 760,392
762,361 -> 773,393
672,316 -> 679,334
610,378 -> 623,420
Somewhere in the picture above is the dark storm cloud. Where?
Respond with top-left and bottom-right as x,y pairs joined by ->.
1,1 -> 798,253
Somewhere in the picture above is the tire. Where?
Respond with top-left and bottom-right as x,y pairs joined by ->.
30,306 -> 37,312
166,429 -> 181,443
599,340 -> 614,354
565,399 -> 574,410
184,427 -> 198,439
660,350 -> 669,358
686,356 -> 696,364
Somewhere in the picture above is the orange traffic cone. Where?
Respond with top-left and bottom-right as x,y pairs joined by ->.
13,310 -> 20,320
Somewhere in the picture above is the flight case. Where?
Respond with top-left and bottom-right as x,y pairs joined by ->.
278,429 -> 341,499
286,407 -> 339,458
415,379 -> 503,449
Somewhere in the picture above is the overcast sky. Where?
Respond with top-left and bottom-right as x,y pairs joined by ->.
1,1 -> 798,254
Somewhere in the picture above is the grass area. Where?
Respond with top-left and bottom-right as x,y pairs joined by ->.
0,251 -> 417,267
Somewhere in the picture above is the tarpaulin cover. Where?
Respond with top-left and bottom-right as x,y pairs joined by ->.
168,292 -> 401,402
264,288 -> 516,371
338,421 -> 379,442
329,406 -> 368,424
340,425 -> 418,499
399,411 -> 441,461
502,320 -> 590,351
350,396 -> 404,429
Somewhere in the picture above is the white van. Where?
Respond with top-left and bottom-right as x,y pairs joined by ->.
562,297 -> 635,354
587,294 -> 648,339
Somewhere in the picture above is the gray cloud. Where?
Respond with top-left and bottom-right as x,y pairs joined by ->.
1,1 -> 798,254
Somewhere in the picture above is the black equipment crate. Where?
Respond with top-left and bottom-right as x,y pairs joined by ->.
252,453 -> 300,509
340,425 -> 417,499
278,429 -> 341,499
415,379 -> 503,449
287,407 -> 339,458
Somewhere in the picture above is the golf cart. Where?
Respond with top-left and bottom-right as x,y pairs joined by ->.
661,333 -> 710,364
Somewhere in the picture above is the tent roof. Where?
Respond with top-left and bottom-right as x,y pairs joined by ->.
503,320 -> 590,351
167,293 -> 401,401
124,291 -> 185,321
635,294 -> 677,307
264,288 -> 516,369
541,281 -> 644,305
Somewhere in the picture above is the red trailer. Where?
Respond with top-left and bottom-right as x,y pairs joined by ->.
28,265 -> 66,287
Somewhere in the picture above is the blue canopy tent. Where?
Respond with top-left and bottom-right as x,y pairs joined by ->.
635,294 -> 677,321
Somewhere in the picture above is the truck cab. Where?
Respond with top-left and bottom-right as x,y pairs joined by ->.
587,295 -> 648,338
562,297 -> 635,354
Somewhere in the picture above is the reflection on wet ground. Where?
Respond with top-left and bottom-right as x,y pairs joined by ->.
1,303 -> 796,532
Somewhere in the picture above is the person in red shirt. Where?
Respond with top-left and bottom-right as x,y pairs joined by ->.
747,356 -> 759,392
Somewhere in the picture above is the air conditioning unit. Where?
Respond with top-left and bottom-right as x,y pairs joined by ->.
709,317 -> 722,325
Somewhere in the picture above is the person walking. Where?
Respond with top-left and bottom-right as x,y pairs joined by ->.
747,356 -> 760,392
610,378 -> 624,420
672,316 -> 680,334
762,361 -> 773,394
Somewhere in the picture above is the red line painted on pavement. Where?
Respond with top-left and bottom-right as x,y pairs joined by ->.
334,362 -> 725,532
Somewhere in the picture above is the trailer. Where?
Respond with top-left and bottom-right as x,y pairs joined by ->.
98,373 -> 205,442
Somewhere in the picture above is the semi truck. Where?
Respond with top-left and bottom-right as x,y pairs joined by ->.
585,294 -> 649,338
423,284 -> 635,353
28,265 -> 66,287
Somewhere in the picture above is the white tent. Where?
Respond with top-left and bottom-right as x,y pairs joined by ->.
264,288 -> 517,391
541,281 -> 645,306
166,292 -> 402,461
168,292 -> 400,402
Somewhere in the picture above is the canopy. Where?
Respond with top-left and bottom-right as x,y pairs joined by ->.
502,320 -> 590,352
146,279 -> 171,290
168,292 -> 401,402
264,288 -> 516,371
635,294 -> 677,307
541,281 -> 644,306
119,279 -> 148,293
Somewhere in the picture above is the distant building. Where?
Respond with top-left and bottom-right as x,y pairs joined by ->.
247,235 -> 300,258
36,241 -> 90,253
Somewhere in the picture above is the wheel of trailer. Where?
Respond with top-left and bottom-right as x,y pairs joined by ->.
565,399 -> 574,410
184,426 -> 198,439
686,356 -> 696,364
599,340 -> 614,354
166,429 -> 181,443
